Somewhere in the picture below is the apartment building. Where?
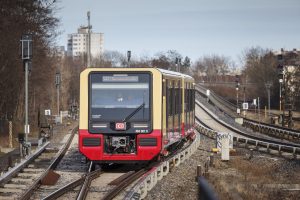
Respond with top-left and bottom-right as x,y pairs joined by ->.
67,26 -> 104,58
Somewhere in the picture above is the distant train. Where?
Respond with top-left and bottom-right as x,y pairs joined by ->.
79,68 -> 195,164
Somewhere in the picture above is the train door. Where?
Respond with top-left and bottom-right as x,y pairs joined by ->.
167,79 -> 174,135
162,78 -> 167,147
174,80 -> 182,137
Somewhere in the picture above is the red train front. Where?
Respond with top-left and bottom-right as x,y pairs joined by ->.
79,68 -> 195,164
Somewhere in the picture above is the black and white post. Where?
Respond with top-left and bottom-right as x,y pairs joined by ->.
235,75 -> 240,114
21,34 -> 32,150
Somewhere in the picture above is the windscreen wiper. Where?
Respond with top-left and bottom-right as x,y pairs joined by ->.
122,103 -> 145,122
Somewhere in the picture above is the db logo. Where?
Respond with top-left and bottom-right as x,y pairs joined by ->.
115,122 -> 126,130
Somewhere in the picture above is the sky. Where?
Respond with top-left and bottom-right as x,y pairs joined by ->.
55,0 -> 300,64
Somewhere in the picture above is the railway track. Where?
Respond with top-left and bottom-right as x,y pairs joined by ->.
195,85 -> 300,143
195,100 -> 300,159
41,131 -> 201,200
0,126 -> 78,200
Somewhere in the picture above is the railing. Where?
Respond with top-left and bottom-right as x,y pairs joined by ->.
196,84 -> 300,143
195,102 -> 300,159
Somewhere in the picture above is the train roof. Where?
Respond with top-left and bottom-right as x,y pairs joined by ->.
156,68 -> 193,79
81,67 -> 194,80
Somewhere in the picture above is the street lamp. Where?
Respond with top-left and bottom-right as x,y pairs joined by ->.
21,34 -> 32,156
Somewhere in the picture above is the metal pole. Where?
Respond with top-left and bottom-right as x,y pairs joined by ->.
25,61 -> 29,143
258,97 -> 261,131
57,86 -> 60,115
87,11 -> 91,68
236,88 -> 239,114
267,87 -> 271,116
265,83 -> 271,117
279,81 -> 282,111
282,80 -> 285,127
9,121 -> 12,148
237,90 -> 239,108
243,87 -> 246,116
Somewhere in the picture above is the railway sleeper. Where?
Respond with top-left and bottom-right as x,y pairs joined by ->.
22,168 -> 44,173
0,195 -> 19,200
17,172 -> 39,178
156,165 -> 163,181
174,155 -> 180,167
3,183 -> 27,189
10,178 -> 32,184
0,187 -> 23,194
139,183 -> 147,199
146,171 -> 157,192
162,161 -> 169,176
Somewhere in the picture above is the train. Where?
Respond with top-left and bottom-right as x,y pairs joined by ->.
79,68 -> 195,164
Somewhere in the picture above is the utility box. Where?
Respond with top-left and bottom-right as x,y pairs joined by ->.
217,132 -> 233,151
221,137 -> 230,161
217,132 -> 232,161
235,117 -> 243,125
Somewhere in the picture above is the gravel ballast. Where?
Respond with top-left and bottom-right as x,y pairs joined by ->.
145,134 -> 214,200
144,134 -> 300,200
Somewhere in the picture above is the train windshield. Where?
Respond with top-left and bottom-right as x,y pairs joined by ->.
89,73 -> 151,122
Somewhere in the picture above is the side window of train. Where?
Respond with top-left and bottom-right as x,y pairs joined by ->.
174,81 -> 180,131
165,79 -> 169,130
193,87 -> 195,122
166,79 -> 174,132
178,81 -> 182,114
185,83 -> 188,130
167,80 -> 173,117
174,82 -> 178,115
188,84 -> 191,127
192,87 -> 195,110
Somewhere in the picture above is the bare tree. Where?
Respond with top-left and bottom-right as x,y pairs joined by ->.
193,54 -> 231,82
242,47 -> 278,107
0,0 -> 60,136
151,53 -> 171,69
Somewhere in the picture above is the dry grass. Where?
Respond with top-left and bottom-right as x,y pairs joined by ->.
208,154 -> 300,200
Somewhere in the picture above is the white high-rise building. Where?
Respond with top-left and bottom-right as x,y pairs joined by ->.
67,26 -> 104,58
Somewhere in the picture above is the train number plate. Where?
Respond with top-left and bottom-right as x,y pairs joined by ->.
115,122 -> 126,130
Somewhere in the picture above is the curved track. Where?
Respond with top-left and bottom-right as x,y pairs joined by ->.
196,84 -> 300,143
41,131 -> 201,200
195,100 -> 300,159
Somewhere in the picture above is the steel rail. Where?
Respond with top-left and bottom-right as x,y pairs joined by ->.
102,168 -> 149,200
42,177 -> 84,200
0,141 -> 50,186
20,126 -> 78,200
195,102 -> 300,157
76,162 -> 102,200
196,83 -> 299,124
196,85 -> 238,117
195,86 -> 300,143
125,131 -> 201,199
196,100 -> 300,147
42,162 -> 102,200
243,118 -> 300,141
